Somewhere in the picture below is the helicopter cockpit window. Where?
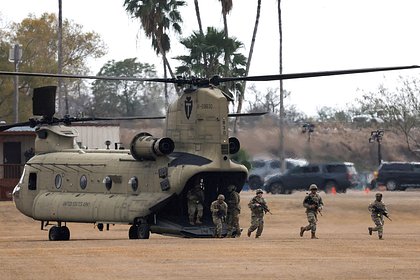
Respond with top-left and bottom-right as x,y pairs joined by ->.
129,176 -> 138,192
103,176 -> 112,191
28,173 -> 37,190
55,174 -> 62,189
80,175 -> 88,190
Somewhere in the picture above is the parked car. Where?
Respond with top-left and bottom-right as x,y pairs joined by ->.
371,161 -> 420,191
247,158 -> 307,190
264,162 -> 359,194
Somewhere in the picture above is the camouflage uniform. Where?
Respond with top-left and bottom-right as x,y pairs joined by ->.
368,193 -> 388,239
210,195 -> 228,237
247,189 -> 269,238
300,184 -> 324,239
187,184 -> 204,225
226,185 -> 241,237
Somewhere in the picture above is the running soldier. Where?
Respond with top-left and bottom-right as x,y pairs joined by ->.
247,189 -> 270,238
300,184 -> 324,239
368,193 -> 389,240
226,184 -> 241,238
186,179 -> 205,225
210,194 -> 228,238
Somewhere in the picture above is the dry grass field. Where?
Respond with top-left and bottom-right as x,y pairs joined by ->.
1,190 -> 420,280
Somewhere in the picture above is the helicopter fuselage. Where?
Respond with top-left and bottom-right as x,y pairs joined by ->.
12,86 -> 248,240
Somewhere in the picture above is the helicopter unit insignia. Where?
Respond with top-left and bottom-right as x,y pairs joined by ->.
184,96 -> 193,119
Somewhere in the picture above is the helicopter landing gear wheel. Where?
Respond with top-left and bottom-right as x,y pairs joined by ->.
48,225 -> 70,241
128,221 -> 150,239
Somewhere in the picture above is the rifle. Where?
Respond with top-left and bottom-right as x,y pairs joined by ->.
215,204 -> 226,222
372,205 -> 392,221
253,199 -> 272,215
304,195 -> 322,216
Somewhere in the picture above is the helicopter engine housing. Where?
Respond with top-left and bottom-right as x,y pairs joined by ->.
130,132 -> 175,161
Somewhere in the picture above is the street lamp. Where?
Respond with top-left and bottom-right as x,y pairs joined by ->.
8,44 -> 22,123
369,129 -> 384,165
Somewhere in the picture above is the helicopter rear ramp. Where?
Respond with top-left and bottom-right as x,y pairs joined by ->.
150,217 -> 218,238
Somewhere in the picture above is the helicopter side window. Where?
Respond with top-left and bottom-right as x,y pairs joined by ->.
80,175 -> 88,190
103,176 -> 112,191
55,174 -> 62,189
28,172 -> 37,190
129,176 -> 138,192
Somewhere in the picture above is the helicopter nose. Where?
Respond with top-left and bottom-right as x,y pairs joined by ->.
12,184 -> 21,201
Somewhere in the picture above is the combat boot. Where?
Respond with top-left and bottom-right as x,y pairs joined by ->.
368,227 -> 372,235
189,217 -> 195,225
311,232 -> 318,239
195,218 -> 202,225
300,227 -> 305,237
379,234 -> 383,240
247,230 -> 251,237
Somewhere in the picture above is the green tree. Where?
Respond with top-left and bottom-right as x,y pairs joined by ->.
0,13 -> 106,122
175,27 -> 246,80
90,58 -> 164,117
124,0 -> 185,106
357,79 -> 420,153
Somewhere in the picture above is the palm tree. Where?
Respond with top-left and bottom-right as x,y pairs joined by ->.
193,0 -> 203,35
175,27 -> 246,95
218,0 -> 233,74
218,0 -> 232,38
233,0 -> 261,133
124,0 -> 185,105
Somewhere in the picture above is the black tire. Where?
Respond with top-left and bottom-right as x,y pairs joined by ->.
60,226 -> 70,240
138,223 -> 150,239
129,225 -> 139,239
386,180 -> 397,191
248,176 -> 262,190
270,182 -> 284,194
49,226 -> 61,241
128,224 -> 150,239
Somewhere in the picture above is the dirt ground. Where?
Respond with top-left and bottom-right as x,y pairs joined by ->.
1,190 -> 420,280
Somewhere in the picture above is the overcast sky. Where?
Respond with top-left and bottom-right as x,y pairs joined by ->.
2,0 -> 420,116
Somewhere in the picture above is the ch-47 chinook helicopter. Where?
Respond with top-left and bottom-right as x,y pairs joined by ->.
0,65 -> 419,241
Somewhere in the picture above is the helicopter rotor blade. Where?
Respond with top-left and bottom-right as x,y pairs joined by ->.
1,65 -> 419,86
0,71 -> 178,83
0,121 -> 32,132
228,112 -> 268,117
216,65 -> 420,84
68,116 -> 166,122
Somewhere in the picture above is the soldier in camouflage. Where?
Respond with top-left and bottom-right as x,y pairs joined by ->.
226,184 -> 241,238
247,189 -> 269,238
300,184 -> 324,239
210,194 -> 228,238
186,178 -> 205,225
368,193 -> 389,240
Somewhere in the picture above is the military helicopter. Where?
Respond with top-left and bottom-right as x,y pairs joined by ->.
0,65 -> 418,241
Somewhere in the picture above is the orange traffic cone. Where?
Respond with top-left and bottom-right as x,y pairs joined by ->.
331,186 -> 336,195
364,187 -> 370,194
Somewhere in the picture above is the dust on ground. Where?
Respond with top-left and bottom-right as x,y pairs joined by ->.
1,190 -> 420,280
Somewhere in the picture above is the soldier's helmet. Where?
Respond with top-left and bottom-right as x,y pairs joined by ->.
309,184 -> 318,191
376,193 -> 382,197
256,189 -> 264,194
217,194 -> 225,200
227,184 -> 236,192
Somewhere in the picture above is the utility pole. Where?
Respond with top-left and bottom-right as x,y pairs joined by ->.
8,44 -> 22,123
369,129 -> 384,166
